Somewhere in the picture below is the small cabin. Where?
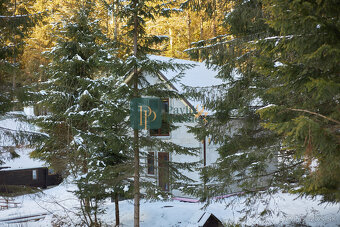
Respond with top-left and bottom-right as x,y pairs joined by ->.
0,167 -> 62,190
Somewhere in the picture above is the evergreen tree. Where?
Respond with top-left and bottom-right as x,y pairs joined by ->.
29,1 -> 131,225
118,1 -> 199,226
184,0 -> 340,218
0,0 -> 44,166
256,0 -> 340,202
0,0 -> 38,113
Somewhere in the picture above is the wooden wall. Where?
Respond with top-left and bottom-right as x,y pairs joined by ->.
0,167 -> 62,189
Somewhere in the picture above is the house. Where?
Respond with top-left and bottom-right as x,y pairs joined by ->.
125,55 -> 223,197
0,108 -> 62,191
0,167 -> 62,191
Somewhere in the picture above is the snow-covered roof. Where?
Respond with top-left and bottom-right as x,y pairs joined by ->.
148,55 -> 222,112
0,107 -> 46,170
148,55 -> 221,92
0,148 -> 46,171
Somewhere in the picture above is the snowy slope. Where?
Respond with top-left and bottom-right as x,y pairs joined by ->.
0,107 -> 46,169
0,182 -> 339,226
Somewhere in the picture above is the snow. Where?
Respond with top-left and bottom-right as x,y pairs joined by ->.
123,185 -> 129,192
0,109 -> 46,170
148,55 -> 222,113
23,106 -> 35,117
0,148 -> 45,170
274,61 -> 285,67
0,182 -> 339,226
1,111 -> 339,226
257,104 -> 276,111
0,114 -> 34,132
73,54 -> 84,61
148,55 -> 221,94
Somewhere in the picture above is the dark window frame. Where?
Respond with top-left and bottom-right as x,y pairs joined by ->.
150,99 -> 170,136
147,152 -> 155,175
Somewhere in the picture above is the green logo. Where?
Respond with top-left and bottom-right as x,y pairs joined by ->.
130,98 -> 162,130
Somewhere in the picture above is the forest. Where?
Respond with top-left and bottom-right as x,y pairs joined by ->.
0,0 -> 339,226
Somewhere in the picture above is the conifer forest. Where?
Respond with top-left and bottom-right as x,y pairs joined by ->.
0,0 -> 339,226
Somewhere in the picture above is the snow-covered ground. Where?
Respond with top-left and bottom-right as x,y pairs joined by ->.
1,108 -> 339,226
0,180 -> 339,226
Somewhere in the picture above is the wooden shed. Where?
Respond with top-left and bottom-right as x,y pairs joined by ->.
0,167 -> 62,190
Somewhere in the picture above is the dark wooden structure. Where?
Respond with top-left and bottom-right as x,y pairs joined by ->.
201,214 -> 224,227
196,212 -> 224,227
0,167 -> 62,189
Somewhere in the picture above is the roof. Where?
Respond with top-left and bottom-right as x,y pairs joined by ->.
132,55 -> 223,113
0,148 -> 46,171
186,211 -> 224,227
148,55 -> 221,92
0,107 -> 46,170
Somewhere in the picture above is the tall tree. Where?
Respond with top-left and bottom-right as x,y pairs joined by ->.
118,1 -> 198,226
29,1 -> 130,225
0,0 -> 38,113
0,0 -> 44,167
256,0 -> 340,202
185,0 -> 340,218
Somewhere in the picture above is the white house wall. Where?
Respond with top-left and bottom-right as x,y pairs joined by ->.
140,73 -> 221,197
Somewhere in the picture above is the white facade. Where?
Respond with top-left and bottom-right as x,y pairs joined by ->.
135,56 -> 223,197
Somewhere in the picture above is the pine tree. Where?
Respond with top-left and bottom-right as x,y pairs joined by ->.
184,0 -> 340,217
0,0 -> 44,166
29,1 -> 131,225
0,0 -> 39,113
118,1 -> 199,226
256,0 -> 340,202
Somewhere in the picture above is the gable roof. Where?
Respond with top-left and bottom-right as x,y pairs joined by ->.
148,55 -> 221,92
125,55 -> 222,113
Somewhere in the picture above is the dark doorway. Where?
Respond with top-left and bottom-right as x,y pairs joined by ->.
158,152 -> 169,191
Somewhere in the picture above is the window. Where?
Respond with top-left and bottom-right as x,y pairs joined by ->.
147,152 -> 155,175
48,168 -> 55,175
32,170 -> 37,180
150,99 -> 169,136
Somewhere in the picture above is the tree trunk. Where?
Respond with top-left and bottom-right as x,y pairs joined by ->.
12,0 -> 16,91
133,1 -> 140,227
212,0 -> 217,37
213,18 -> 217,37
169,27 -> 173,55
115,192 -> 120,226
113,1 -> 118,40
200,18 -> 204,40
187,12 -> 191,46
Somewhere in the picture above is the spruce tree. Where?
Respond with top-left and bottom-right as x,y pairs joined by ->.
184,0 -> 340,216
0,0 -> 43,165
29,1 -> 131,225
256,0 -> 340,202
0,0 -> 38,113
118,1 -> 199,226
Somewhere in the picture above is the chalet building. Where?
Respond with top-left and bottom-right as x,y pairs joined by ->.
125,55 -> 223,196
